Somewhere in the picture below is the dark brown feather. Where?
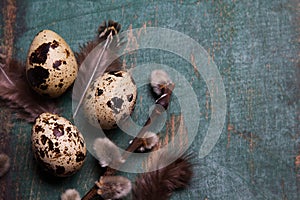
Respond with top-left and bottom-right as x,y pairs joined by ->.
132,153 -> 194,200
0,59 -> 58,122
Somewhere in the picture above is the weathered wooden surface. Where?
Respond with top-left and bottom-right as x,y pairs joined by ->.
0,0 -> 299,199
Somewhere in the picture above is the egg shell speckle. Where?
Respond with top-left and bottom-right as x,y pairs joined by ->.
31,113 -> 86,177
26,30 -> 78,98
84,71 -> 137,130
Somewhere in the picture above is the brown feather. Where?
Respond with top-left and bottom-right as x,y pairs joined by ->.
72,20 -> 125,116
0,59 -> 59,122
75,20 -> 123,73
132,152 -> 194,200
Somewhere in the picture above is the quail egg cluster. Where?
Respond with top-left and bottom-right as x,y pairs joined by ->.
26,30 -> 78,98
83,71 -> 137,130
31,113 -> 86,177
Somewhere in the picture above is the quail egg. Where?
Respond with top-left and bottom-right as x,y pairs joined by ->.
83,71 -> 137,130
31,112 -> 86,177
26,30 -> 78,98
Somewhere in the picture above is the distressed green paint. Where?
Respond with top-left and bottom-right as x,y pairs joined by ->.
0,0 -> 299,199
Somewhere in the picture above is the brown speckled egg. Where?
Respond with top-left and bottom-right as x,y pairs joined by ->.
26,30 -> 78,98
31,113 -> 86,177
83,71 -> 137,130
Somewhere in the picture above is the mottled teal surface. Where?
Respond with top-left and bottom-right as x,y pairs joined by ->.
0,0 -> 299,199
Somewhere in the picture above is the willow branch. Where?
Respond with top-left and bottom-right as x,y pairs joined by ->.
81,83 -> 175,200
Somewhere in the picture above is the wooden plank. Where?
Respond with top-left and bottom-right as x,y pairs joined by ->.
0,0 -> 299,199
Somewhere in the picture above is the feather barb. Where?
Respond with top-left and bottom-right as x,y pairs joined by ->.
73,32 -> 114,118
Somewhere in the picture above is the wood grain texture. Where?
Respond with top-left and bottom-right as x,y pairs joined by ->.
0,0 -> 299,199
2,0 -> 16,65
0,101 -> 13,200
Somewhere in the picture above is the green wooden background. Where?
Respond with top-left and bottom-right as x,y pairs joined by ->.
0,0 -> 299,199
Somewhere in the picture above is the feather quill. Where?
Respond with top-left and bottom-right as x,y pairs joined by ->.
0,58 -> 58,122
132,152 -> 193,200
72,20 -> 124,118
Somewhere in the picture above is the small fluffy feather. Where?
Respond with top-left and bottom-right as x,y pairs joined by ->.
93,138 -> 125,167
0,58 -> 58,122
132,152 -> 193,200
61,189 -> 81,200
95,176 -> 132,200
150,70 -> 173,96
0,153 -> 10,177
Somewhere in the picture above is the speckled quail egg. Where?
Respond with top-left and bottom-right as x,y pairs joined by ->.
31,112 -> 86,177
83,71 -> 137,130
26,30 -> 78,98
